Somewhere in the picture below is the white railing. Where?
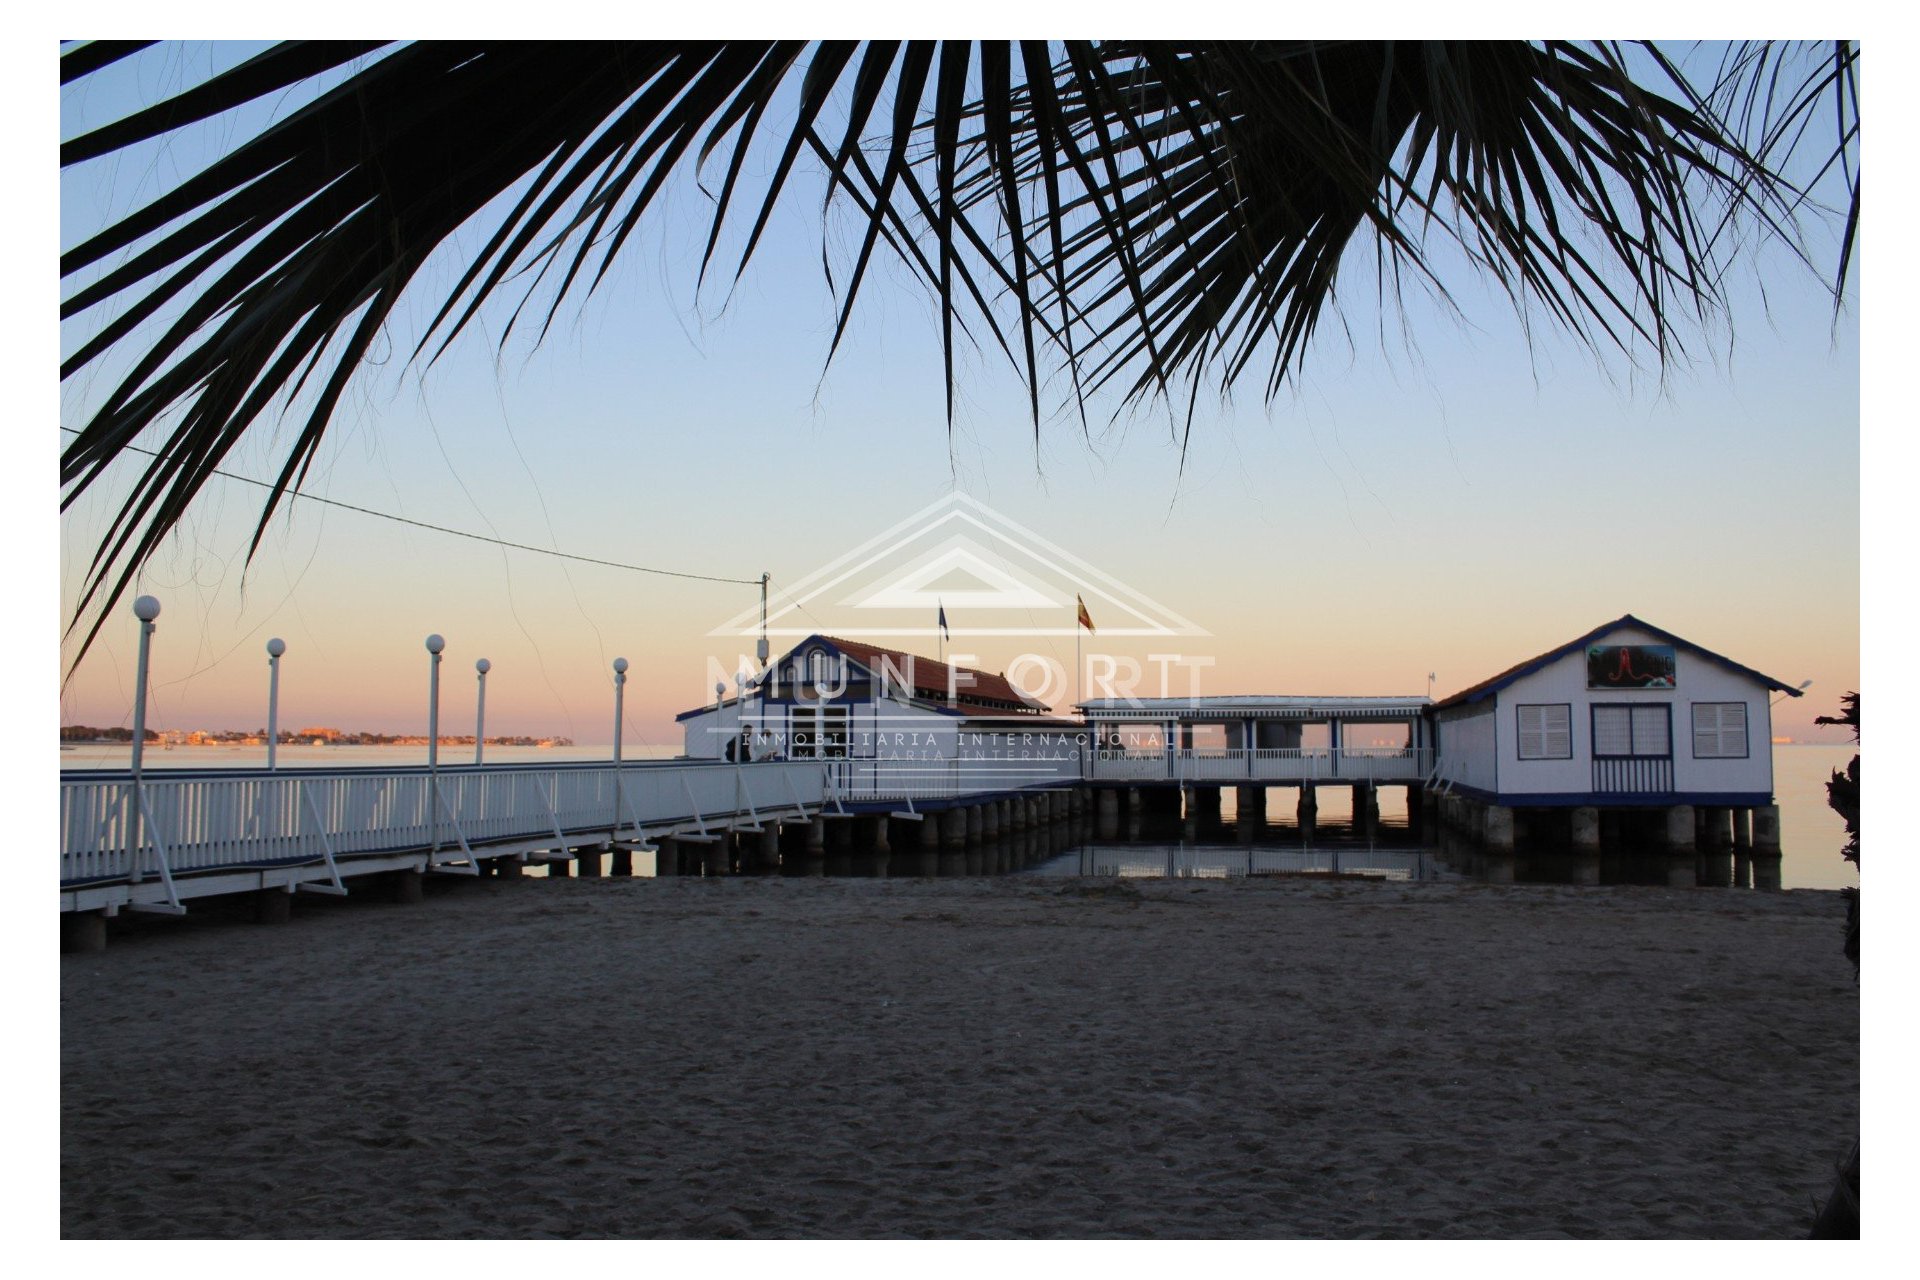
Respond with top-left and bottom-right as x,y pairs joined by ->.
825,751 -> 1083,801
60,760 -> 828,887
1087,747 -> 1432,784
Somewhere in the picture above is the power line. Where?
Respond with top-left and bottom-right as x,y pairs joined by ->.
59,427 -> 763,586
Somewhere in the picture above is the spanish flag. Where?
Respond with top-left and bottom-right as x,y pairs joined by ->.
1076,593 -> 1095,633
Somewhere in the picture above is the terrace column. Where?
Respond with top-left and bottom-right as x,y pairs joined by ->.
1295,785 -> 1316,836
653,836 -> 679,877
1096,788 -> 1119,840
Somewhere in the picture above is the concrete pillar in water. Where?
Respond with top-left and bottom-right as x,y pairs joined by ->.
754,826 -> 782,875
806,818 -> 827,855
577,843 -> 604,878
496,855 -> 524,879
1664,805 -> 1697,852
1482,805 -> 1515,853
966,804 -> 985,845
1664,804 -> 1697,887
1350,784 -> 1371,834
1096,788 -> 1120,840
1571,806 -> 1601,851
981,802 -> 999,840
1296,785 -> 1317,838
940,808 -> 968,851
395,868 -> 427,901
1732,808 -> 1753,850
653,837 -> 679,877
62,910 -> 107,954
1707,808 -> 1735,850
1751,803 -> 1783,890
1236,785 -> 1264,825
253,888 -> 291,925
610,847 -> 634,878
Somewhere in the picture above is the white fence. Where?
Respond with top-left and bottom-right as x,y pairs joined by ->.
60,760 -> 828,888
825,751 -> 1084,801
1087,747 -> 1432,785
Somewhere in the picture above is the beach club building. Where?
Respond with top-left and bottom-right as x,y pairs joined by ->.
677,635 -> 1082,798
1429,615 -> 1803,857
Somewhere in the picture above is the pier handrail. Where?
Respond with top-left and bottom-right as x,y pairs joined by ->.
61,759 -> 827,889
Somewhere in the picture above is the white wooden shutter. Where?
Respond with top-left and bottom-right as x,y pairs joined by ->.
1692,703 -> 1747,758
1542,705 -> 1572,758
1518,706 -> 1545,759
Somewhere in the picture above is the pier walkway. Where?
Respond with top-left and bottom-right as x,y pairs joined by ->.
61,759 -> 833,916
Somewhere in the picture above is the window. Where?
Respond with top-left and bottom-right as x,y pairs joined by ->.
1516,704 -> 1573,759
789,706 -> 850,759
1592,704 -> 1671,757
1692,702 -> 1749,759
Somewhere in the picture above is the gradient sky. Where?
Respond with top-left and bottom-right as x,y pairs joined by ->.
56,41 -> 1860,749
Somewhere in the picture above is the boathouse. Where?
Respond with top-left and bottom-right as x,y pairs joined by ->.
677,635 -> 1081,796
1428,615 -> 1802,875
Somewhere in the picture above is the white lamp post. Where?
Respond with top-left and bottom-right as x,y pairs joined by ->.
266,638 -> 286,770
129,595 -> 161,778
714,681 -> 726,759
612,657 -> 629,767
425,634 -> 445,772
474,658 -> 491,765
128,596 -> 160,884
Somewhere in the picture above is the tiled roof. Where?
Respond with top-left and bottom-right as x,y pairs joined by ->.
808,636 -> 1048,713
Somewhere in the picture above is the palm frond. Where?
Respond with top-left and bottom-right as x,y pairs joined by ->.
59,39 -> 1858,672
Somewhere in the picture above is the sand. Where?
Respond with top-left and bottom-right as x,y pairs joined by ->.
60,874 -> 1858,1239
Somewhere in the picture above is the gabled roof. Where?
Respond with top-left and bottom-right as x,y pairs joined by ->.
803,635 -> 1045,712
675,635 -> 1052,720
1431,614 -> 1806,711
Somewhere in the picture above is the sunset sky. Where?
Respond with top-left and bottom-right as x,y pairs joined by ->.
55,41 -> 1861,750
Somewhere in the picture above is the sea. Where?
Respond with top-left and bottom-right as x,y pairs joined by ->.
58,742 -> 1857,891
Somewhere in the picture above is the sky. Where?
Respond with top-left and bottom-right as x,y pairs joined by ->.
54,40 -> 1861,750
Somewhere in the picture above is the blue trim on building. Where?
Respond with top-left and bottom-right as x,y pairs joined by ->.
1433,614 -> 1805,710
1444,781 -> 1773,808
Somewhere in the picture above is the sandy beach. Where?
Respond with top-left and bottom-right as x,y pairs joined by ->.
61,875 -> 1857,1239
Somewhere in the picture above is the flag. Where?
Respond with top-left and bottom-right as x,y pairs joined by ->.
937,601 -> 950,642
1076,593 -> 1095,633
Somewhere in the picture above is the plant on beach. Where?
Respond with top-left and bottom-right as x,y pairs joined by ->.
59,40 -> 1858,666
1808,692 -> 1858,1240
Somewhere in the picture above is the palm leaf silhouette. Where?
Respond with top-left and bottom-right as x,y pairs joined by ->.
59,40 -> 1858,668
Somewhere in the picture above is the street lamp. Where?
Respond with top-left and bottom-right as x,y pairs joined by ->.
266,638 -> 286,770
425,634 -> 445,772
1773,678 -> 1814,707
128,596 -> 160,884
129,595 -> 161,778
474,658 -> 491,765
612,657 -> 629,767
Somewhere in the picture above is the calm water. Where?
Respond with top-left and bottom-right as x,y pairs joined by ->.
59,743 -> 1856,891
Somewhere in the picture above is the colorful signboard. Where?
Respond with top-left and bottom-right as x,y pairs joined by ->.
1587,643 -> 1677,689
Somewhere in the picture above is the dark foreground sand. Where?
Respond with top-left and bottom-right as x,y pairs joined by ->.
61,875 -> 1858,1238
